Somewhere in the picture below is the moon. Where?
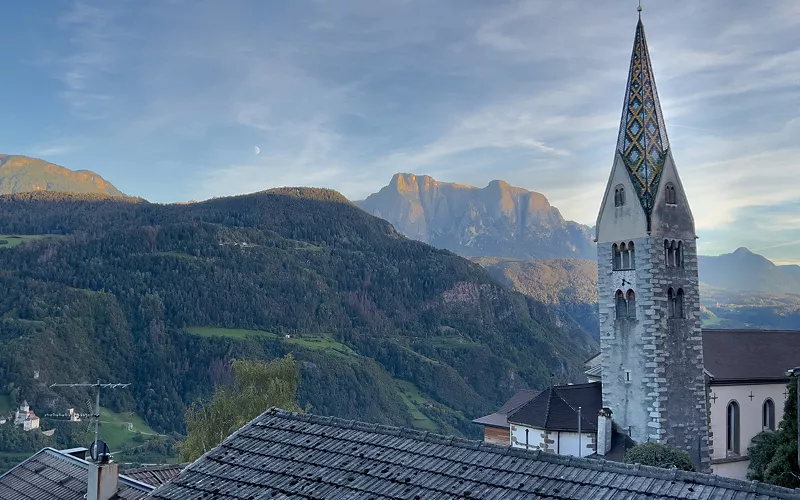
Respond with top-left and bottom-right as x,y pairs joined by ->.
254,146 -> 260,155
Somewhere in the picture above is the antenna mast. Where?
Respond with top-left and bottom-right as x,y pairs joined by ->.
49,380 -> 131,460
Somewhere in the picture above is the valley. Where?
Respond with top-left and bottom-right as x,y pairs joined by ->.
0,189 -> 597,470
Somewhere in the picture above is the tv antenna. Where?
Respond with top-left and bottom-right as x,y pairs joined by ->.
49,380 -> 131,462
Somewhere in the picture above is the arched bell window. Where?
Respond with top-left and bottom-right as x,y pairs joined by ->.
763,399 -> 775,431
616,290 -> 627,319
665,183 -> 677,205
620,243 -> 629,269
667,287 -> 684,319
727,401 -> 740,455
614,185 -> 626,207
613,242 -> 635,270
626,290 -> 636,319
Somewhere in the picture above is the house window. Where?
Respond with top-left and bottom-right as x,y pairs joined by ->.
626,290 -> 636,319
665,183 -> 677,205
613,242 -> 635,270
615,185 -> 626,207
763,399 -> 775,431
727,401 -> 740,455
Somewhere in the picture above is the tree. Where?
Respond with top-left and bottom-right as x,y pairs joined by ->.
624,442 -> 695,472
181,355 -> 301,462
748,375 -> 799,488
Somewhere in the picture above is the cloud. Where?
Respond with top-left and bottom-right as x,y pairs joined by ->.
21,0 -> 800,260
52,2 -> 125,119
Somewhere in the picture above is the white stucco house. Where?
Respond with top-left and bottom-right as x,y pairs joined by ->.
13,400 -> 40,432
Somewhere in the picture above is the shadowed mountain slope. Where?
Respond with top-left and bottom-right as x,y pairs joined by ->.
0,189 -> 597,448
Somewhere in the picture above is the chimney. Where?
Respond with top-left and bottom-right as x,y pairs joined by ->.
87,458 -> 119,500
596,407 -> 613,456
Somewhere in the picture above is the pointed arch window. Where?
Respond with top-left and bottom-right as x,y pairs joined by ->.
763,399 -> 775,431
727,401 -> 740,455
665,183 -> 677,205
665,240 -> 684,268
667,287 -> 684,319
614,185 -> 626,207
620,243 -> 629,269
667,287 -> 675,318
628,241 -> 635,269
613,242 -> 635,271
616,290 -> 627,319
626,290 -> 636,319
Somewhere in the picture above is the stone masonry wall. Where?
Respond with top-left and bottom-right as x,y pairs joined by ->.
599,237 -> 657,444
650,236 -> 710,471
599,236 -> 710,471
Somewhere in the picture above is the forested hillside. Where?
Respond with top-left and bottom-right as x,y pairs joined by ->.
474,257 -> 599,340
0,190 -> 596,450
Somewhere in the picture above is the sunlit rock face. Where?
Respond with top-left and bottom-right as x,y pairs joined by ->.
357,173 -> 595,260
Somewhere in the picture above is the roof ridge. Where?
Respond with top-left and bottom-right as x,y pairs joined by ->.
550,386 -> 596,430
542,387 -> 553,428
258,409 -> 800,499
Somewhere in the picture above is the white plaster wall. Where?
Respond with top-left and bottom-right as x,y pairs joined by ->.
649,151 -> 696,235
510,424 -> 595,457
712,460 -> 750,481
558,431 -> 598,458
595,154 -> 648,243
509,424 -> 545,450
708,383 -> 786,461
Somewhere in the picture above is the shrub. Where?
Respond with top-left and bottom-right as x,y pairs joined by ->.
624,442 -> 695,471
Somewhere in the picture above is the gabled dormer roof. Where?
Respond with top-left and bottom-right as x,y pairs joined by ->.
617,17 -> 670,219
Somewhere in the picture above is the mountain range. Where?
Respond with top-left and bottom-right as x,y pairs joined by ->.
357,173 -> 595,260
698,247 -> 800,294
0,155 -> 123,197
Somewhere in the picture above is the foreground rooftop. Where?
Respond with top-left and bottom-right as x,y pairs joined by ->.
150,408 -> 800,499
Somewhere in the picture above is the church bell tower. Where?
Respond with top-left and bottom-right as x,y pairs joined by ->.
595,12 -> 709,470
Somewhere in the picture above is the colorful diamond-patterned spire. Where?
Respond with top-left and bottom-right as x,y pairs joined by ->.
616,18 -> 669,217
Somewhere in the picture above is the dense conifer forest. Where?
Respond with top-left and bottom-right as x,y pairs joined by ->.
0,189 -> 597,463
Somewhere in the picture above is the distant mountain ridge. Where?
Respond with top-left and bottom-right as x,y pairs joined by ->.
0,154 -> 124,197
699,247 -> 800,294
357,173 -> 595,260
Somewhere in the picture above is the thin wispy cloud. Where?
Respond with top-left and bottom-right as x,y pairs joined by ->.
3,0 -> 798,263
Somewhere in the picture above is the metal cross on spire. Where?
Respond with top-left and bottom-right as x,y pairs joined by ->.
638,0 -> 642,17
49,380 -> 131,462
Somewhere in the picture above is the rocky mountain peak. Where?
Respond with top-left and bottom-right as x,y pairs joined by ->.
358,174 -> 594,259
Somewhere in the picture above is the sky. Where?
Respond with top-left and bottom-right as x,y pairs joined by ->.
1,1 -> 799,264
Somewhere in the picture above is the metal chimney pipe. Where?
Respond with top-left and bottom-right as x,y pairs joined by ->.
578,406 -> 582,458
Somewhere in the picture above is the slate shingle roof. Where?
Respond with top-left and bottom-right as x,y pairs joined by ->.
148,408 -> 800,499
703,329 -> 800,382
472,389 -> 536,428
507,382 -> 602,432
0,448 -> 153,500
124,464 -> 187,487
